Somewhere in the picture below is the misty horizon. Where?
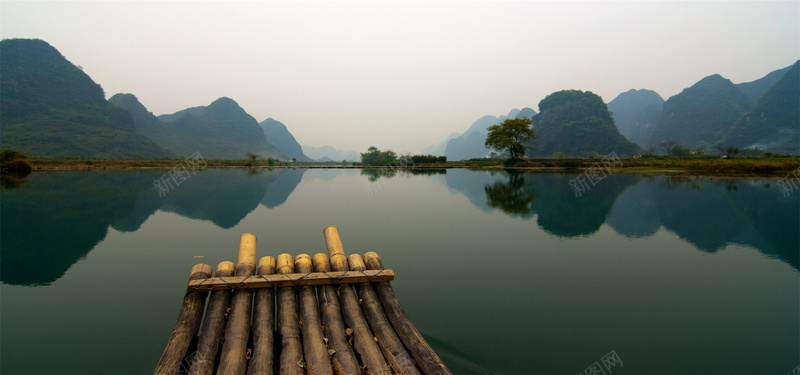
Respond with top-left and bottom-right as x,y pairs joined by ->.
1,1 -> 798,154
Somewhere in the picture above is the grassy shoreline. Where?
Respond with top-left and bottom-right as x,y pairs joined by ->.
23,157 -> 800,177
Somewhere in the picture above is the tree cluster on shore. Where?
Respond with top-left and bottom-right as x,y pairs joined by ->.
359,147 -> 446,166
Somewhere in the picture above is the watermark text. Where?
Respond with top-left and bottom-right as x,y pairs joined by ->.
153,152 -> 207,198
776,166 -> 800,197
581,350 -> 624,375
569,152 -> 623,198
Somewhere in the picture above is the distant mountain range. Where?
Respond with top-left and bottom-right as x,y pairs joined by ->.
259,118 -> 313,162
1,38 -> 797,159
609,62 -> 798,153
302,145 -> 359,162
440,93 -> 642,160
607,89 -> 664,147
736,64 -> 793,104
110,94 -> 287,160
444,108 -> 537,160
724,62 -> 799,152
433,61 -> 798,158
648,74 -> 754,151
0,39 -> 173,158
421,132 -> 461,156
1,39 -> 312,160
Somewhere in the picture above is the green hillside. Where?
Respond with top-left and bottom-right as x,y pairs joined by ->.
110,94 -> 285,160
0,39 -> 173,158
528,90 -> 641,157
725,61 -> 799,153
648,74 -> 752,151
259,118 -> 312,162
736,63 -> 794,103
607,89 -> 664,147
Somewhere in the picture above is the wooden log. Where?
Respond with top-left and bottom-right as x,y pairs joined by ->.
295,254 -> 334,375
311,253 -> 360,375
190,261 -> 236,375
217,233 -> 258,375
322,226 -> 348,272
186,270 -> 394,291
363,252 -> 451,375
248,256 -> 277,375
349,254 -> 420,375
323,226 -> 391,375
277,253 -> 305,375
153,263 -> 213,375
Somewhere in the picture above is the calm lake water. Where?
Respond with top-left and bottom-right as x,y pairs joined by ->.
1,168 -> 798,374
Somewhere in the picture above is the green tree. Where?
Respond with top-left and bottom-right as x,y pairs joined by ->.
245,152 -> 261,167
485,118 -> 535,160
1,148 -> 26,164
410,154 -> 447,164
671,145 -> 692,158
360,146 -> 398,166
660,141 -> 678,156
0,148 -> 32,189
361,146 -> 380,165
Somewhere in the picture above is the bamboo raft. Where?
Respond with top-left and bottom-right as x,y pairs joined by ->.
153,226 -> 451,375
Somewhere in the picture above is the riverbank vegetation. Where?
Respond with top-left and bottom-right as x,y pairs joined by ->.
1,148 -> 33,189
18,154 -> 798,176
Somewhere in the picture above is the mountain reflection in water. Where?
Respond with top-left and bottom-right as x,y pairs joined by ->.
1,168 -> 796,287
445,169 -> 797,268
0,168 -> 305,285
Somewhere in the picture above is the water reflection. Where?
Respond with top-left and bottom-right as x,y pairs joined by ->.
1,171 -> 152,285
0,173 -> 30,190
618,176 -> 799,268
260,168 -> 305,208
0,154 -> 33,190
2,168 -> 796,374
527,173 -> 638,237
485,170 -> 534,215
446,170 -> 638,236
2,169 -> 797,286
361,168 -> 445,182
0,168 -> 305,285
463,170 -> 798,269
361,168 -> 397,181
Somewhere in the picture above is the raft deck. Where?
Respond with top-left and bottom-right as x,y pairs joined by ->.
153,226 -> 451,375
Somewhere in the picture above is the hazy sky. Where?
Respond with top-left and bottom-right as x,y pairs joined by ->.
2,1 -> 798,154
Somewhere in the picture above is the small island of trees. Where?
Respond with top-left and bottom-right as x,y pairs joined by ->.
359,146 -> 446,166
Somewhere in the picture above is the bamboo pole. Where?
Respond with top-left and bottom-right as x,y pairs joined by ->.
190,261 -> 236,375
217,233 -> 258,375
186,270 -> 394,291
363,252 -> 451,375
349,254 -> 420,375
322,226 -> 391,375
153,263 -> 213,375
311,253 -> 361,375
277,253 -> 305,375
295,254 -> 334,375
248,256 -> 277,375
